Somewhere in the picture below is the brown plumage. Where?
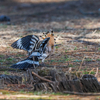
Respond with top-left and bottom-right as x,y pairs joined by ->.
41,31 -> 55,53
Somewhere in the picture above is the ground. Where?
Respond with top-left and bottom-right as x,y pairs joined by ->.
0,0 -> 100,99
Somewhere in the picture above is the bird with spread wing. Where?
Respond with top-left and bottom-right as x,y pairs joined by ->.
10,31 -> 55,70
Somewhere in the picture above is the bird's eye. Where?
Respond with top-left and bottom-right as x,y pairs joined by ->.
51,45 -> 54,48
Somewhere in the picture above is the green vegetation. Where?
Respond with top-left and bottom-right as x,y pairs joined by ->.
96,96 -> 100,100
48,55 -> 71,64
89,71 -> 95,75
68,64 -> 74,67
97,59 -> 100,61
55,46 -> 59,49
65,49 -> 68,52
33,91 -> 69,96
0,54 -> 4,58
98,47 -> 100,51
85,46 -> 88,50
6,57 -> 14,61
0,24 -> 8,28
65,57 -> 71,61
85,58 -> 92,62
82,71 -> 89,74
0,59 -> 5,63
3,71 -> 10,75
74,47 -> 77,50
16,54 -> 25,57
19,89 -> 26,94
82,70 -> 95,75
73,59 -> 82,62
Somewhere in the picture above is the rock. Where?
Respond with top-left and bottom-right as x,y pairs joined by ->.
0,15 -> 10,22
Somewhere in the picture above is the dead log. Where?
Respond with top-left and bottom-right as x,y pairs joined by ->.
0,74 -> 22,85
49,70 -> 57,81
81,75 -> 100,92
73,79 -> 83,92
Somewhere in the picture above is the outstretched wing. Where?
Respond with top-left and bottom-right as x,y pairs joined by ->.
11,35 -> 39,54
10,57 -> 39,70
36,37 -> 50,53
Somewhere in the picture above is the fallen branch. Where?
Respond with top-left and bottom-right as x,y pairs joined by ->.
64,91 -> 100,96
32,71 -> 53,83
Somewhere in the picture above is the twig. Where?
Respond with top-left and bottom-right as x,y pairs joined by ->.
95,67 -> 99,78
68,67 -> 72,80
32,71 -> 53,83
92,30 -> 97,34
33,57 -> 36,68
89,68 -> 95,74
64,91 -> 100,96
76,56 -> 85,77
78,56 -> 85,72
68,67 -> 72,73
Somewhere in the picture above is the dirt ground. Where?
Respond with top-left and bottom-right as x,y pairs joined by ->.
1,0 -> 100,99
0,90 -> 100,100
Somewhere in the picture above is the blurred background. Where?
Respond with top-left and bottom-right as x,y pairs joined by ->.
0,0 -> 100,31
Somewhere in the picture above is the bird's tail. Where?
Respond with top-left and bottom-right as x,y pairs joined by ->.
10,57 -> 39,70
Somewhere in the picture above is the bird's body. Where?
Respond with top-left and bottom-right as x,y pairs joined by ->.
10,31 -> 55,70
10,37 -> 50,70
41,31 -> 55,53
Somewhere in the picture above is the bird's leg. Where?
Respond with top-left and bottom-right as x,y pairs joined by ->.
33,56 -> 36,69
33,56 -> 39,68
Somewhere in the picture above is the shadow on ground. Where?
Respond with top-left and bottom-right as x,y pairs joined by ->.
0,0 -> 100,24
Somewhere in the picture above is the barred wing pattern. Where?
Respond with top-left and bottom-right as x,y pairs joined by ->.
30,37 -> 50,62
10,37 -> 50,70
10,57 -> 39,70
29,37 -> 50,60
36,37 -> 50,53
11,35 -> 39,55
10,51 -> 40,70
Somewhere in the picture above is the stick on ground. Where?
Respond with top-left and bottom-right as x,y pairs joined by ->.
32,71 -> 53,83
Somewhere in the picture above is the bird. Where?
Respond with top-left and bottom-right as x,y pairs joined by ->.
10,30 -> 55,70
41,30 -> 55,53
10,37 -> 50,70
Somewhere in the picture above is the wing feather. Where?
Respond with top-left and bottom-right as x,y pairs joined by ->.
11,35 -> 40,53
10,57 -> 39,70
